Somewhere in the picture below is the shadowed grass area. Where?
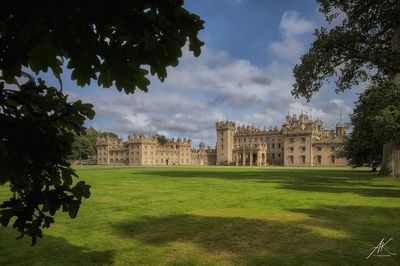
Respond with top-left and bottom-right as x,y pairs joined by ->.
0,166 -> 399,265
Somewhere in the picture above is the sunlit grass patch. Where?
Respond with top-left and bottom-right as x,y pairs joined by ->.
1,166 -> 399,265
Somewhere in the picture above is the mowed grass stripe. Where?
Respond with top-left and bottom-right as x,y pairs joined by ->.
0,166 -> 399,265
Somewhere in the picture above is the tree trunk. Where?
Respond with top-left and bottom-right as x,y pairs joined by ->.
381,141 -> 399,177
381,25 -> 400,177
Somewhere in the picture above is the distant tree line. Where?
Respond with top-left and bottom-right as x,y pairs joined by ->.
342,82 -> 400,172
68,128 -> 118,160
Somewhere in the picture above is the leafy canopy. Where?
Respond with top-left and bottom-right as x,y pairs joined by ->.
0,0 -> 204,245
69,127 -> 119,160
0,80 -> 93,245
293,0 -> 400,100
0,0 -> 204,93
344,81 -> 400,168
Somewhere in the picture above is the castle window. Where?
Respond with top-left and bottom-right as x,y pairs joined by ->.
221,132 -> 224,137
289,147 -> 294,152
317,146 -> 322,151
301,137 -> 306,143
301,155 -> 306,163
278,143 -> 281,148
278,153 -> 281,158
289,138 -> 294,143
301,146 -> 306,152
221,145 -> 224,149
331,156 -> 336,163
331,146 -> 335,151
272,143 -> 275,149
272,153 -> 275,159
317,155 -> 321,164
289,156 -> 294,163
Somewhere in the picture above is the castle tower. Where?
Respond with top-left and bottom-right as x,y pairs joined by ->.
96,136 -> 111,165
199,141 -> 205,151
336,110 -> 346,136
216,120 -> 236,165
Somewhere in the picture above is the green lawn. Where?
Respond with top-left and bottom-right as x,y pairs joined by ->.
1,166 -> 400,265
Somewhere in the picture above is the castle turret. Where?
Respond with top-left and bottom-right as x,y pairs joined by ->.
199,142 -> 206,151
336,110 -> 346,136
216,120 -> 236,165
96,137 -> 110,165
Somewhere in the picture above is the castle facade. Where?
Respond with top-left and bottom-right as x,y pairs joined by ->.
97,134 -> 216,166
97,112 -> 346,167
216,113 -> 346,167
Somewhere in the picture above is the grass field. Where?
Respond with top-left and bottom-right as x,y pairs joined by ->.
1,166 -> 400,265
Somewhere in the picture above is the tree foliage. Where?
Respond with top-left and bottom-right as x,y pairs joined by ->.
0,0 -> 204,244
69,127 -> 118,160
0,80 -> 93,245
293,0 -> 400,176
344,82 -> 400,169
69,134 -> 95,160
0,0 -> 204,93
293,0 -> 400,100
155,134 -> 168,145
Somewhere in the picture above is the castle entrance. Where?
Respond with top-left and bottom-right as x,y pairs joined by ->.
252,153 -> 257,166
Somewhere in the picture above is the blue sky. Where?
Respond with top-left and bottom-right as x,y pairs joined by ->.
44,0 -> 363,147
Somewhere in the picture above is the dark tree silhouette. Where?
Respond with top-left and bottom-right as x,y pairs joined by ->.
293,0 -> 400,177
0,0 -> 204,244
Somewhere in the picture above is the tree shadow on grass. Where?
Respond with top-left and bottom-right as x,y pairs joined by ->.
0,229 -> 114,266
111,206 -> 400,265
278,183 -> 400,197
138,167 -> 374,180
137,168 -> 400,198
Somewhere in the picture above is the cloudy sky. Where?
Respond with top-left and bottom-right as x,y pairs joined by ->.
44,0 -> 363,147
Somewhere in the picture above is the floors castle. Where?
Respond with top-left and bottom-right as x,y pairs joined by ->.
96,112 -> 347,167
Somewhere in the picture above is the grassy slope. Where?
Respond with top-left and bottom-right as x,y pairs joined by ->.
0,166 -> 399,266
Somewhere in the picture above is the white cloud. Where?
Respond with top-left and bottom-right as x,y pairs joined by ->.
225,0 -> 243,5
269,37 -> 304,61
76,44 -> 353,147
280,11 -> 315,37
269,11 -> 315,61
